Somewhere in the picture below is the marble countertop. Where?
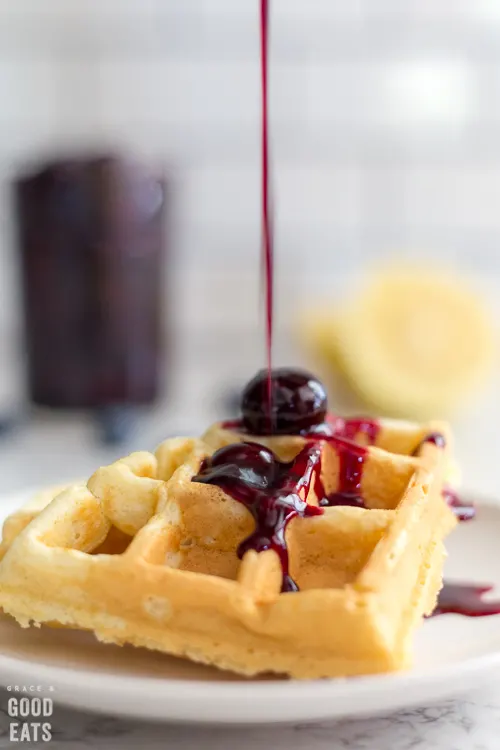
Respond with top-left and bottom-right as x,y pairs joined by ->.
1,683 -> 500,749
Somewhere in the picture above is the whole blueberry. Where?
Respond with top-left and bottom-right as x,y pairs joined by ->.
240,368 -> 328,435
196,442 -> 277,490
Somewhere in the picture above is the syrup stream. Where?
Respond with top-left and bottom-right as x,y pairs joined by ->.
260,0 -> 274,432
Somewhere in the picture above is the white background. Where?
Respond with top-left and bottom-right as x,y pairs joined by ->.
0,1 -> 498,492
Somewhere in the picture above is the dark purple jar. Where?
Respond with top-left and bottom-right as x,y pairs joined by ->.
15,155 -> 166,408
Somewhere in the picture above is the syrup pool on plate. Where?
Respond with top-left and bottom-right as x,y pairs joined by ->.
433,583 -> 500,618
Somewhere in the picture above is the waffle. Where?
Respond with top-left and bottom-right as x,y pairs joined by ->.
0,419 -> 456,679
0,483 -> 74,562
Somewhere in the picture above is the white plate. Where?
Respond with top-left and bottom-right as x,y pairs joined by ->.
0,490 -> 499,724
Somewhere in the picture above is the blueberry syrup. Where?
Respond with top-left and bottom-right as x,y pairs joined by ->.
433,583 -> 500,617
260,0 -> 273,431
443,486 -> 475,522
412,435 -> 497,616
412,432 -> 447,454
410,433 -> 475,522
217,373 -> 499,612
222,413 -> 379,444
220,418 -> 248,432
321,415 -> 380,445
337,417 -> 380,444
193,442 -> 323,591
316,437 -> 367,508
226,0 -> 495,612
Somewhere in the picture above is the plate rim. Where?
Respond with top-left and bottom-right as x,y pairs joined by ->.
0,488 -> 499,723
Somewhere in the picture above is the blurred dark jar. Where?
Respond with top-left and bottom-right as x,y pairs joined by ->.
15,155 -> 166,408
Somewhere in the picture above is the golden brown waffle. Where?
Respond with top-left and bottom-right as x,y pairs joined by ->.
0,483 -> 73,561
0,421 -> 455,678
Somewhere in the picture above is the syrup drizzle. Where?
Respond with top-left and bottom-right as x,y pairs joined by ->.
412,431 -> 446,454
302,419 -> 377,508
222,416 -> 378,509
433,583 -> 500,617
260,0 -> 274,432
193,442 -> 323,592
221,409 -> 494,610
327,416 -> 381,445
210,419 -> 500,613
411,433 -> 476,521
217,0 -> 499,614
302,432 -> 368,508
309,428 -> 498,615
413,434 -> 499,615
443,486 -> 475,522
321,438 -> 367,508
222,414 -> 380,444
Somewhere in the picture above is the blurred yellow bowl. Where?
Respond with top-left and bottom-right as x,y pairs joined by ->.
298,266 -> 495,420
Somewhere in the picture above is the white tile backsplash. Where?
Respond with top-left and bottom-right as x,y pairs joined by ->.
0,61 -> 57,125
98,61 -> 261,125
382,60 -> 473,126
0,2 -> 497,508
0,0 -> 499,342
405,167 -> 500,230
